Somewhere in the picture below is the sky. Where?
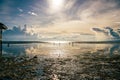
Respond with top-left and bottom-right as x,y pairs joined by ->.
1,0 -> 120,41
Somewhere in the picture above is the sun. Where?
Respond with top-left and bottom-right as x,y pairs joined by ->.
51,0 -> 63,7
48,0 -> 64,13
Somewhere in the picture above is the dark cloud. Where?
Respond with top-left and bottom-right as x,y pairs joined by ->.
92,26 -> 120,39
105,27 -> 120,38
92,28 -> 108,34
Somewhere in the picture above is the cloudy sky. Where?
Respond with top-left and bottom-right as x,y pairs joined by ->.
1,0 -> 120,41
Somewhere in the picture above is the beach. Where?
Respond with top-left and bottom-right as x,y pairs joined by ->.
0,43 -> 120,80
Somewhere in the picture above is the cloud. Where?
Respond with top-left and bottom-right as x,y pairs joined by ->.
1,0 -> 120,41
28,11 -> 38,16
2,0 -> 120,28
115,22 -> 120,24
105,27 -> 120,38
2,24 -> 95,41
18,8 -> 23,12
92,28 -> 108,34
39,0 -> 120,33
3,25 -> 39,41
92,26 -> 120,41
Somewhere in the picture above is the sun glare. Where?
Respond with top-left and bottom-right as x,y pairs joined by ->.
48,41 -> 70,44
49,0 -> 64,13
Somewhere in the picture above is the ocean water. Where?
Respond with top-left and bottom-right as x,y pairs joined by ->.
2,42 -> 120,57
2,42 -> 120,80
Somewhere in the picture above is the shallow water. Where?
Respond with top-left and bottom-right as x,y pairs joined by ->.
3,43 -> 119,57
2,43 -> 120,80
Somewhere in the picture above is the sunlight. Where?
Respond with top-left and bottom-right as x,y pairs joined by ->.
50,50 -> 66,58
48,41 -> 70,44
49,0 -> 64,13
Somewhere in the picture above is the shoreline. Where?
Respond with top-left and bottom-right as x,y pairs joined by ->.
2,40 -> 120,44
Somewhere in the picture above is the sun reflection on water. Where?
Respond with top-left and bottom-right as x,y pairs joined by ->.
49,49 -> 67,58
25,43 -> 69,58
48,41 -> 71,44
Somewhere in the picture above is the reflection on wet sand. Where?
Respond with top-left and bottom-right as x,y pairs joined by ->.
2,43 -> 120,79
93,43 -> 120,56
24,43 -> 120,58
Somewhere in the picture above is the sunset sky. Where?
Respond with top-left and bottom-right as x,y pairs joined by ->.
1,0 -> 120,41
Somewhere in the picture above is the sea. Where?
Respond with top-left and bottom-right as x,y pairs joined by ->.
1,42 -> 120,80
